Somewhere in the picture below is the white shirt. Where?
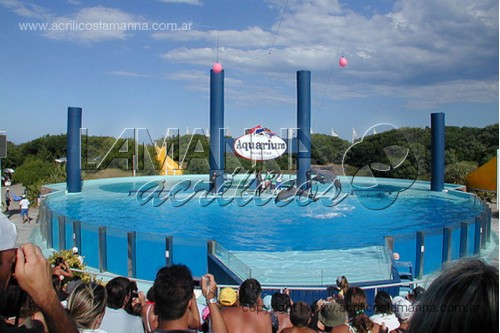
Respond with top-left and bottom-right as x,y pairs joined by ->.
369,312 -> 400,331
19,198 -> 30,209
79,329 -> 108,333
100,307 -> 144,333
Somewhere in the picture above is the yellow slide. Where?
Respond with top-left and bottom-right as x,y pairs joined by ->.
466,156 -> 497,192
154,143 -> 183,175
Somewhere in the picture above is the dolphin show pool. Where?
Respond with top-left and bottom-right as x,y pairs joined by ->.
39,174 -> 491,286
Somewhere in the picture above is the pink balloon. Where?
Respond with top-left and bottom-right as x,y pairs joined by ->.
339,56 -> 348,68
213,62 -> 223,73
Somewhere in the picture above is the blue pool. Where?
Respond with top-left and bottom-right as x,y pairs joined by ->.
43,175 -> 486,282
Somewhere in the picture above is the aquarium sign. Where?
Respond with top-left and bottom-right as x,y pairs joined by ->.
234,125 -> 287,161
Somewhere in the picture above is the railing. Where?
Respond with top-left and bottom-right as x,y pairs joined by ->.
38,187 -> 493,287
38,194 -> 174,281
209,240 -> 253,279
386,192 -> 492,279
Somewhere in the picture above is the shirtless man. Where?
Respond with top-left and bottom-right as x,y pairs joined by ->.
221,278 -> 272,333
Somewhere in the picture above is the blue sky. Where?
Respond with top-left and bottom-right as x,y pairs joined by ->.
0,0 -> 498,144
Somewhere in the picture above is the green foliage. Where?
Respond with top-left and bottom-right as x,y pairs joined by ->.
48,249 -> 92,284
13,157 -> 54,186
186,158 -> 210,174
19,134 -> 67,164
5,124 -> 499,185
311,134 -> 350,165
445,161 -> 478,184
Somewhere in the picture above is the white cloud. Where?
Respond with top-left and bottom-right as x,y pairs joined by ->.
109,71 -> 149,78
0,0 -> 50,19
43,6 -> 144,42
157,0 -> 498,109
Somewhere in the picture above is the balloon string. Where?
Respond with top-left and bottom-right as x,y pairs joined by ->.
269,0 -> 290,55
312,36 -> 344,132
216,31 -> 220,63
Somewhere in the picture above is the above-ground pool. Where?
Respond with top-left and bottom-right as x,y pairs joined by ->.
43,175 -> 487,284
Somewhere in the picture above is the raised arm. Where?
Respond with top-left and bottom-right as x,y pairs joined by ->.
202,273 -> 227,333
15,244 -> 79,333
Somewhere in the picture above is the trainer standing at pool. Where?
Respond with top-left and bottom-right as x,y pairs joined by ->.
19,194 -> 31,223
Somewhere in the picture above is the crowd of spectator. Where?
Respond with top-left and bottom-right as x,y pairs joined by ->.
1,217 -> 499,333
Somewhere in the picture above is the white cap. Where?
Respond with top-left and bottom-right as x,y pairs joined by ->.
0,216 -> 17,251
72,247 -> 79,254
392,296 -> 413,321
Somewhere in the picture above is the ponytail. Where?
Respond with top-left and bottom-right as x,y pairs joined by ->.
350,311 -> 374,333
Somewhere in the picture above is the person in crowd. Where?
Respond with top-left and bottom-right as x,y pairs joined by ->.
125,280 -> 145,317
369,291 -> 399,332
270,292 -> 293,333
51,257 -> 74,281
281,301 -> 315,333
336,276 -> 349,301
408,258 -> 498,333
391,297 -> 412,333
1,217 -> 79,333
263,295 -> 272,312
19,295 -> 47,332
152,264 -> 226,333
332,287 -> 381,333
19,195 -> 31,223
219,287 -> 238,307
141,288 -> 158,333
201,287 -> 237,332
221,278 -> 272,333
405,287 -> 424,305
99,277 -> 144,333
52,274 -> 68,302
317,301 -> 346,333
67,282 -> 108,333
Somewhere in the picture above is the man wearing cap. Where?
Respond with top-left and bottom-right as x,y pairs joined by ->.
72,247 -> 84,265
392,296 -> 412,332
0,216 -> 79,333
219,287 -> 238,307
317,301 -> 346,332
18,195 -> 30,223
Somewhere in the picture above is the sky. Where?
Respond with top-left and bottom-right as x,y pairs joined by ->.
0,0 -> 498,144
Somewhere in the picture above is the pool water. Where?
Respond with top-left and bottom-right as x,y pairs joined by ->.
45,175 -> 482,280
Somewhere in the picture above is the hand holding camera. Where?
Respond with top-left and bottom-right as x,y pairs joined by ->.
201,273 -> 217,300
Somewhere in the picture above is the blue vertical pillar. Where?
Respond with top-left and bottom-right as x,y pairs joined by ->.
296,70 -> 311,190
431,112 -> 445,191
415,231 -> 425,279
67,106 -> 82,193
209,69 -> 225,193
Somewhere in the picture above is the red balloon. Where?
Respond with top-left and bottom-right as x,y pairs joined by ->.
339,56 -> 348,68
213,62 -> 223,73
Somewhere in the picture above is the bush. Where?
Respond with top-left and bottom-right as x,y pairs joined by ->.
48,249 -> 91,284
445,161 -> 478,185
13,157 -> 53,186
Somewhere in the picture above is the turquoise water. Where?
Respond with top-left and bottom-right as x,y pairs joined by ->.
45,175 -> 482,280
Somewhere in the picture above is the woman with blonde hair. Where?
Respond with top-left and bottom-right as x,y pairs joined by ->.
67,282 -> 108,333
